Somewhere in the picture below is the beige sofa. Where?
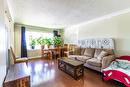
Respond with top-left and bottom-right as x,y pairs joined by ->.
68,48 -> 115,72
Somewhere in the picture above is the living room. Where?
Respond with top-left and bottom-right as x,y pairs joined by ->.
0,0 -> 130,87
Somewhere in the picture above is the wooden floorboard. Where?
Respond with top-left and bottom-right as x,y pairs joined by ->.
27,59 -> 125,87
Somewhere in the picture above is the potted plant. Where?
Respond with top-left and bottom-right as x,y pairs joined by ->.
53,36 -> 62,47
37,37 -> 43,45
44,38 -> 53,48
36,37 -> 46,49
29,36 -> 36,49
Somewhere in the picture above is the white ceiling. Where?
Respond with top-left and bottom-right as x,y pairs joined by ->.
7,0 -> 130,28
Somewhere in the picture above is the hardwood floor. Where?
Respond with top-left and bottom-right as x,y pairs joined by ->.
28,59 -> 125,87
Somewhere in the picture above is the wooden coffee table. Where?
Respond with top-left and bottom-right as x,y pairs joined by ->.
58,57 -> 84,80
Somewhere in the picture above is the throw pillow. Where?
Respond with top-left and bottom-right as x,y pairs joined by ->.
97,51 -> 108,60
81,48 -> 85,55
84,48 -> 95,57
94,49 -> 102,57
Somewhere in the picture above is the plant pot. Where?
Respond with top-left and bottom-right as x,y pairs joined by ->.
31,45 -> 35,49
55,45 -> 61,48
48,45 -> 51,48
41,45 -> 44,49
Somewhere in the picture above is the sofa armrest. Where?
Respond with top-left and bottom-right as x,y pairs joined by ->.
101,55 -> 115,69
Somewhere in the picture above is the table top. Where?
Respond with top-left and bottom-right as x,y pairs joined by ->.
58,57 -> 84,66
4,63 -> 30,82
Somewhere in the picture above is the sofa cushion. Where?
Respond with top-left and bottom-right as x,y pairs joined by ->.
97,51 -> 108,60
86,58 -> 101,67
81,48 -> 85,55
68,55 -> 77,60
76,56 -> 91,62
94,49 -> 102,58
84,48 -> 95,57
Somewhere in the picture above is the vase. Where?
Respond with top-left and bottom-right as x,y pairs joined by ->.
31,45 -> 35,49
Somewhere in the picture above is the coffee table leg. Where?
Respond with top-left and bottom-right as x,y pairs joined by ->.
82,66 -> 84,77
75,65 -> 84,80
74,67 -> 77,80
58,59 -> 60,69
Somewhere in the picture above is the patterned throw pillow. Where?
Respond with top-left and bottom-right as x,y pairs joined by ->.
97,51 -> 108,60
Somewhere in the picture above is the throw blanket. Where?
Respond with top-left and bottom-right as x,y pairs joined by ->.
103,59 -> 130,76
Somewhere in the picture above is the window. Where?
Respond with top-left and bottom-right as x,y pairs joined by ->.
26,31 -> 53,50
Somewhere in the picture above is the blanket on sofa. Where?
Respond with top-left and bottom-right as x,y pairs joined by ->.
103,59 -> 130,76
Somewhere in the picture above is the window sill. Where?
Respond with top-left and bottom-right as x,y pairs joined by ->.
27,49 -> 41,51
